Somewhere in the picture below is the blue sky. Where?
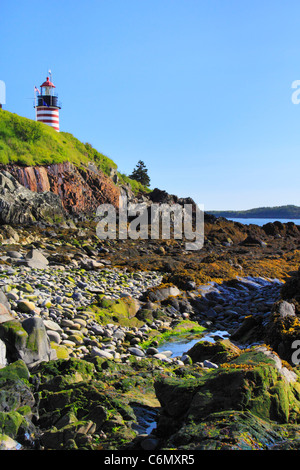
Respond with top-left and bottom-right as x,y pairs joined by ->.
1,0 -> 300,210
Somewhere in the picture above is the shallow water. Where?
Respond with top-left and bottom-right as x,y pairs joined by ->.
136,330 -> 230,436
228,218 -> 300,226
157,329 -> 230,358
132,405 -> 158,434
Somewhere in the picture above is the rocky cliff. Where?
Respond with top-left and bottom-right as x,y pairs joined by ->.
2,162 -> 121,217
0,170 -> 65,225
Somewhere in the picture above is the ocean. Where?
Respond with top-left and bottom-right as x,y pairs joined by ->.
228,218 -> 300,226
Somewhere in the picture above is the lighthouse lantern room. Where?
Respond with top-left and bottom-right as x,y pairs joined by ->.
34,74 -> 61,132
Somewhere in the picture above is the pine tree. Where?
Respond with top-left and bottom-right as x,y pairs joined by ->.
129,160 -> 150,187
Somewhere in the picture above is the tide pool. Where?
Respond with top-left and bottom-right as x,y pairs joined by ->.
157,330 -> 230,358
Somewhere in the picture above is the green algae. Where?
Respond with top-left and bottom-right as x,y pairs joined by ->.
154,346 -> 300,449
0,320 -> 28,353
50,342 -> 70,360
32,357 -> 158,449
0,359 -> 30,382
88,296 -> 143,327
140,320 -> 206,350
0,410 -> 25,438
162,410 -> 288,450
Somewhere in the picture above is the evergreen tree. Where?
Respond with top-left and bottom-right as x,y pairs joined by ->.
129,160 -> 150,187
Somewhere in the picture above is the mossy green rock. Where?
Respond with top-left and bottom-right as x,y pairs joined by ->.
17,300 -> 36,313
0,359 -> 30,382
0,360 -> 36,448
0,410 -> 25,438
33,358 -> 136,449
29,357 -> 161,450
68,334 -> 84,345
0,320 -> 28,360
187,339 -> 241,365
50,342 -> 70,360
36,358 -> 95,390
0,317 -> 55,366
0,360 -> 34,415
136,308 -> 169,324
20,317 -> 56,367
20,283 -> 34,294
89,296 -> 142,327
162,410 -> 291,450
154,347 -> 300,449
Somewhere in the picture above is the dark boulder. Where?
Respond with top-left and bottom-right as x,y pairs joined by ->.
21,317 -> 57,368
0,316 -> 57,368
154,347 -> 300,450
0,170 -> 65,225
187,339 -> 241,364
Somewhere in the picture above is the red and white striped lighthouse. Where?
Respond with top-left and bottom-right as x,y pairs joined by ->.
34,74 -> 61,132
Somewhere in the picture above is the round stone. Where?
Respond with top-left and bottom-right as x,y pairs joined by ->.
128,347 -> 145,357
17,300 -> 36,313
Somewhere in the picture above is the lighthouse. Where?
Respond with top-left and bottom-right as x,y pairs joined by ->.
34,74 -> 61,132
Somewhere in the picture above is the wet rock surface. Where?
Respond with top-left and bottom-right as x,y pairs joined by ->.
0,218 -> 300,450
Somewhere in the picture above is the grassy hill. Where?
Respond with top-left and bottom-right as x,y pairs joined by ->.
0,109 -> 148,193
207,205 -> 300,219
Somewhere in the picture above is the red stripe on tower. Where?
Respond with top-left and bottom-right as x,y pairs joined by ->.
36,111 -> 59,124
34,73 -> 61,132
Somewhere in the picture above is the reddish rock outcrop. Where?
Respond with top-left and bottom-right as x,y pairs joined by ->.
2,162 -> 120,216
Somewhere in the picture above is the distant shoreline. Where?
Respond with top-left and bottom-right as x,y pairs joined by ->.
207,205 -> 300,219
213,216 -> 300,219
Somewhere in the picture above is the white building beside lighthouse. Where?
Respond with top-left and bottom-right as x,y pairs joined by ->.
34,74 -> 61,132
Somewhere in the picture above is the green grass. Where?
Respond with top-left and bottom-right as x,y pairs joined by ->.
0,109 -> 117,175
0,110 -> 151,194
